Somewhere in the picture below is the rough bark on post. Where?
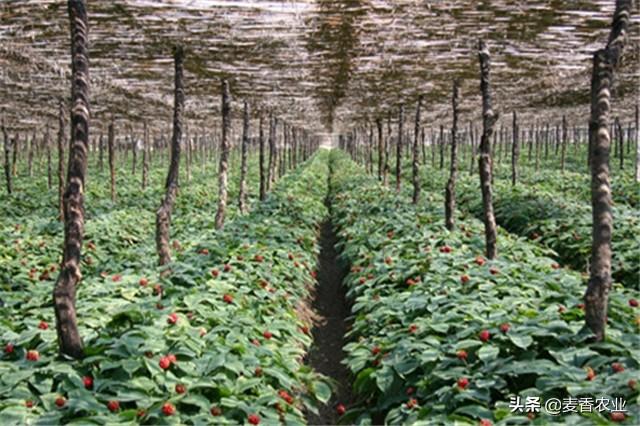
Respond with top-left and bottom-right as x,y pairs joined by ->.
57,102 -> 66,221
396,105 -> 404,192
27,131 -> 34,177
477,40 -> 499,260
561,115 -> 568,173
98,133 -> 104,172
279,122 -> 287,177
584,0 -> 630,342
511,111 -> 519,185
469,122 -> 476,175
445,81 -> 459,230
368,125 -> 374,175
383,113 -> 391,186
431,128 -> 436,168
142,120 -> 149,190
376,118 -> 383,181
439,124 -> 445,170
259,114 -> 266,201
53,0 -> 91,359
544,123 -> 549,161
525,127 -> 531,164
11,135 -> 18,177
2,118 -> 11,194
215,80 -> 231,230
108,121 -> 116,202
292,127 -> 298,169
131,132 -> 137,175
534,122 -> 541,171
421,128 -> 426,165
496,125 -> 502,160
238,100 -> 249,214
555,123 -> 561,155
185,126 -> 191,183
155,45 -> 184,266
46,124 -> 52,190
615,117 -> 624,169
412,96 -> 422,204
267,113 -> 276,191
635,104 -> 639,182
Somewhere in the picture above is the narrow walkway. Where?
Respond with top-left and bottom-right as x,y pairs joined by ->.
307,220 -> 352,425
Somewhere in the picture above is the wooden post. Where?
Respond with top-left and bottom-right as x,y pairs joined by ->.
544,123 -> 549,161
584,0 -> 630,342
534,120 -> 540,173
57,102 -> 66,221
421,128 -> 426,165
53,0 -> 91,359
46,124 -> 52,190
368,125 -> 374,175
412,96 -> 422,204
267,113 -> 276,190
98,132 -> 104,172
561,115 -> 568,173
142,120 -> 149,190
445,81 -> 459,230
469,122 -> 475,175
259,113 -> 266,201
635,105 -> 639,182
11,134 -> 18,177
511,111 -> 519,185
383,113 -> 391,186
131,131 -> 137,175
376,118 -> 383,181
238,100 -> 249,214
1,116 -> 11,194
185,125 -> 191,183
439,124 -> 445,170
108,120 -> 116,202
214,80 -> 231,229
155,46 -> 185,266
27,130 -> 34,177
615,117 -> 624,169
396,104 -> 404,192
477,40 -> 499,260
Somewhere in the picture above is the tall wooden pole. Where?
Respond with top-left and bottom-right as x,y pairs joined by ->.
584,0 -> 630,342
511,111 -> 519,186
445,81 -> 459,230
214,80 -> 231,229
155,46 -> 185,266
53,0 -> 91,359
238,100 -> 250,214
412,96 -> 422,204
477,40 -> 499,260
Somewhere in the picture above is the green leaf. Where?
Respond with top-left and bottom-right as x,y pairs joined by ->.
508,334 -> 533,349
478,345 -> 499,362
314,381 -> 331,404
375,366 -> 394,393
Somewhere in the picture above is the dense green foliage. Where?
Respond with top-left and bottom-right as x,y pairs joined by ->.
0,152 -> 332,424
330,151 -> 639,425
418,165 -> 640,288
0,144 -> 638,425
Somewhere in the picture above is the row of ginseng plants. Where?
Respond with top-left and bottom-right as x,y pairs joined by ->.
329,150 -> 638,425
0,149 -> 262,287
416,167 -> 639,289
415,138 -> 638,208
0,151 -> 331,425
496,168 -> 638,209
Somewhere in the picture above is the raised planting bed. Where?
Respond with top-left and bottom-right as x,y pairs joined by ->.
330,150 -> 639,425
0,151 -> 332,425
